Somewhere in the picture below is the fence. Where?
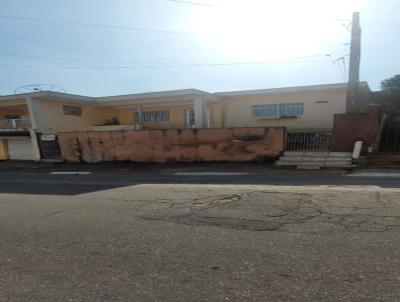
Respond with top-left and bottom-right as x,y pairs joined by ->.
58,127 -> 285,163
286,131 -> 332,151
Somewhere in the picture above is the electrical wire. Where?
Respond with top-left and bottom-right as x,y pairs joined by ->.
0,52 -> 176,65
168,0 -> 221,7
0,15 -> 350,46
0,49 -> 346,66
0,53 -> 333,70
0,15 -> 205,36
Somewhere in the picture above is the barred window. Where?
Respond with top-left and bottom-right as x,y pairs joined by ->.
252,103 -> 304,118
135,111 -> 170,122
252,104 -> 278,118
63,105 -> 82,116
280,103 -> 304,117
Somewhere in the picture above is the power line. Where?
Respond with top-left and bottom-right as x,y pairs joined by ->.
168,0 -> 221,7
0,15 -> 350,46
0,49 -> 344,65
0,14 -> 345,45
0,52 -> 176,65
0,15 -> 204,36
0,53 -> 333,70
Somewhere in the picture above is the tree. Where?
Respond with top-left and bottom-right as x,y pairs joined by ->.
381,74 -> 400,92
376,74 -> 400,115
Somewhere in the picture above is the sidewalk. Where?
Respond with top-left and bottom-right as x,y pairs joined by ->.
348,169 -> 400,178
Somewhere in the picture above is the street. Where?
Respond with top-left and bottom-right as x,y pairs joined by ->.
1,162 -> 400,301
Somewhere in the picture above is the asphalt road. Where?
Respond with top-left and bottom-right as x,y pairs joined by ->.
1,162 -> 400,301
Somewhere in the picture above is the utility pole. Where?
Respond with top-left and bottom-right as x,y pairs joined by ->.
346,12 -> 362,113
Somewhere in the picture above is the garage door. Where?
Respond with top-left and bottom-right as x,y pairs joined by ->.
8,137 -> 36,160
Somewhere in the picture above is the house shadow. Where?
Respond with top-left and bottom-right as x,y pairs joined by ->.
0,162 -> 399,196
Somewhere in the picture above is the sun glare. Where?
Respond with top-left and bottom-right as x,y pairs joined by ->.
192,0 -> 369,62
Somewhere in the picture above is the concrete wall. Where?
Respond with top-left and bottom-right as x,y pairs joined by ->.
332,105 -> 382,152
58,127 -> 285,163
219,87 -> 347,130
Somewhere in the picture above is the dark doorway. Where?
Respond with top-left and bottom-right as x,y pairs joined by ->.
379,115 -> 400,152
38,134 -> 62,160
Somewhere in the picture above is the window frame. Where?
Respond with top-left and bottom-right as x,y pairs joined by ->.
62,105 -> 82,117
251,102 -> 304,119
135,110 -> 170,122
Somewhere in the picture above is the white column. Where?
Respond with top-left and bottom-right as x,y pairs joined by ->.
193,97 -> 207,128
26,97 -> 38,130
29,129 -> 42,161
26,97 -> 41,161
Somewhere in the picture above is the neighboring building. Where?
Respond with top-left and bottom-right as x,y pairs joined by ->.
0,82 -> 372,161
93,89 -> 218,130
0,92 -> 96,161
217,82 -> 372,130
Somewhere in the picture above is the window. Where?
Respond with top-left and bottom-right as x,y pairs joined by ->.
252,104 -> 278,118
63,105 -> 82,116
251,103 -> 304,119
185,109 -> 195,128
135,111 -> 169,122
279,103 -> 304,117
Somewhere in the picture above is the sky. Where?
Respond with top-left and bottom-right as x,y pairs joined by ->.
0,0 -> 399,96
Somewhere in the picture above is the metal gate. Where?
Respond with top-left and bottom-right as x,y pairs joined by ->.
379,116 -> 400,152
38,134 -> 62,160
286,131 -> 332,151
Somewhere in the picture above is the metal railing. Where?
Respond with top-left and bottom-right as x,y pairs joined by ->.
286,131 -> 332,151
0,118 -> 32,130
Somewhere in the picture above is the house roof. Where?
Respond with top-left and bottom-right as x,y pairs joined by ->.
215,82 -> 361,97
0,91 -> 94,103
96,89 -> 213,102
0,82 -> 372,105
0,89 -> 214,105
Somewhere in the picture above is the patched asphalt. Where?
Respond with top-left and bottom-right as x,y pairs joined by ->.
0,163 -> 400,301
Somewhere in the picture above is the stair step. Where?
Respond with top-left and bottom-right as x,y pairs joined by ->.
279,156 -> 352,162
276,161 -> 352,167
284,151 -> 352,158
297,165 -> 321,170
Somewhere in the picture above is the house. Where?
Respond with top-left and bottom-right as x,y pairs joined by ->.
0,82 -> 373,161
0,91 -> 95,160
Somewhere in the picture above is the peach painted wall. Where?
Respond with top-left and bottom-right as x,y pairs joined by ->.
219,87 -> 348,130
58,127 -> 285,163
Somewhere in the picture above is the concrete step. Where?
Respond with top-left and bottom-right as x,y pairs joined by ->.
279,156 -> 352,162
284,151 -> 352,158
276,161 -> 352,167
297,165 -> 321,170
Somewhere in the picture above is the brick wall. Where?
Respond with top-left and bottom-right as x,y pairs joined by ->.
58,127 -> 285,163
332,105 -> 381,152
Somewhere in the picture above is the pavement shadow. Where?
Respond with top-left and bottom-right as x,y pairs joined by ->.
0,162 -> 399,195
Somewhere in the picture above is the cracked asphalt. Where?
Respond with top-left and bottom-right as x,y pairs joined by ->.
0,162 -> 400,301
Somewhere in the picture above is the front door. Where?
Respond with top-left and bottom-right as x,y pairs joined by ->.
38,134 -> 62,160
